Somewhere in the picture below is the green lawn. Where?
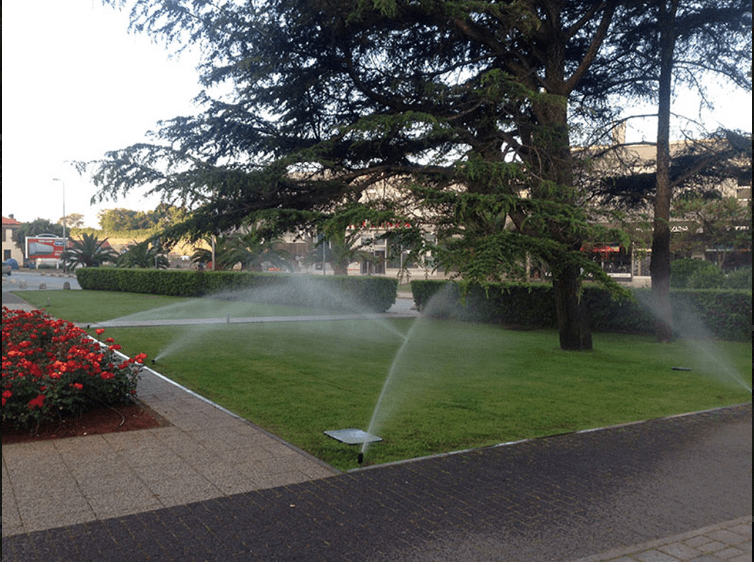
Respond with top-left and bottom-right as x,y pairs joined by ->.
11,290 -> 752,470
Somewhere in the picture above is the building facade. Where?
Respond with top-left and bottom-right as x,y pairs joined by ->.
2,216 -> 24,264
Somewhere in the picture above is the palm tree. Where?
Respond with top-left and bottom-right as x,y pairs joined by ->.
191,236 -> 236,270
117,240 -> 170,269
306,228 -> 375,276
191,228 -> 293,272
60,233 -> 118,271
223,228 -> 293,272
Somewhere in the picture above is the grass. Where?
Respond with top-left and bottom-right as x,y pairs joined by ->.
11,289 -> 752,471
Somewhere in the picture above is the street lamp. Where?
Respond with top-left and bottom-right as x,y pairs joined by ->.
51,178 -> 66,240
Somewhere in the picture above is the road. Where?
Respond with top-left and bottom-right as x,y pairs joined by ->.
2,270 -> 81,292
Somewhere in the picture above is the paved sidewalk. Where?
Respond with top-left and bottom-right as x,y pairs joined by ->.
582,516 -> 752,562
2,366 -> 337,537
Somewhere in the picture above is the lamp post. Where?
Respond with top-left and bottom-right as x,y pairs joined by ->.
51,178 -> 66,240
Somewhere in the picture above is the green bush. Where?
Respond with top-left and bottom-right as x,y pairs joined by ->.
76,268 -> 398,312
724,266 -> 752,290
411,280 -> 751,341
670,258 -> 722,289
689,269 -> 726,289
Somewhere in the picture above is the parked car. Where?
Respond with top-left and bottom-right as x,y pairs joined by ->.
2,261 -> 11,276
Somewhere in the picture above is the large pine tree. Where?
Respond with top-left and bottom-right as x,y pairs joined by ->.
84,0 -> 748,350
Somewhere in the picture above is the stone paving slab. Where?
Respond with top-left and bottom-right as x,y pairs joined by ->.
2,404 -> 750,561
1,365 -> 337,538
581,516 -> 752,562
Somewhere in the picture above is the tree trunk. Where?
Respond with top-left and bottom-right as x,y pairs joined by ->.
650,0 -> 678,343
553,262 -> 593,351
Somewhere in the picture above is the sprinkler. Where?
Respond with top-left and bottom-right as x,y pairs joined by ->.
323,428 -> 382,466
152,359 -> 158,365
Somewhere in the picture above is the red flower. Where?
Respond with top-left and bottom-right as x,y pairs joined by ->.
95,328 -> 106,336
27,394 -> 46,409
70,383 -> 83,390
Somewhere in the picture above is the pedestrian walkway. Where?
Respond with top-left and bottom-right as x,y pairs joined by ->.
581,516 -> 752,562
2,365 -> 337,538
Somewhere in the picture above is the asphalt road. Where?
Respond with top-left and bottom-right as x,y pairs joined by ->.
2,270 -> 81,292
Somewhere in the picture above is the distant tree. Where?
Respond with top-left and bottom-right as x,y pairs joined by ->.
148,203 -> 190,230
98,208 -> 150,232
60,233 -> 119,270
59,213 -> 85,230
672,193 -> 751,268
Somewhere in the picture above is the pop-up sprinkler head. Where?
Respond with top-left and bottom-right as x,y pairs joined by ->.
358,452 -> 364,464
152,359 -> 157,365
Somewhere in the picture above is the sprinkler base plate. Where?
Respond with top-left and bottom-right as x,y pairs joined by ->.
324,428 -> 382,445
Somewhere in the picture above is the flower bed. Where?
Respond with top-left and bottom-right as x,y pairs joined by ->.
2,307 -> 147,431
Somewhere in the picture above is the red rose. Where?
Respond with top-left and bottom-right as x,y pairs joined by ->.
27,394 -> 46,409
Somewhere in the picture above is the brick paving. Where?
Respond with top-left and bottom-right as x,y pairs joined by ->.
3,404 -> 751,561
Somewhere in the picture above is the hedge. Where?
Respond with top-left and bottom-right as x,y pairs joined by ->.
76,268 -> 398,312
411,280 -> 751,342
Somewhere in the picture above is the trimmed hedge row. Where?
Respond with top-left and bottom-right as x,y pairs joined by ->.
411,280 -> 752,342
76,268 -> 398,312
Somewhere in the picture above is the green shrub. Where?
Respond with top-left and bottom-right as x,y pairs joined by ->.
689,269 -> 726,289
76,268 -> 398,312
725,266 -> 752,290
411,280 -> 751,341
670,258 -> 721,289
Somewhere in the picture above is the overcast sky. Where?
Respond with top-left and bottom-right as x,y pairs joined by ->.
2,1 -> 751,229
2,0 -> 202,228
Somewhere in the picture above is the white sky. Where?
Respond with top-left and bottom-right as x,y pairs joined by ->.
2,0 -> 202,229
2,1 -> 752,229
